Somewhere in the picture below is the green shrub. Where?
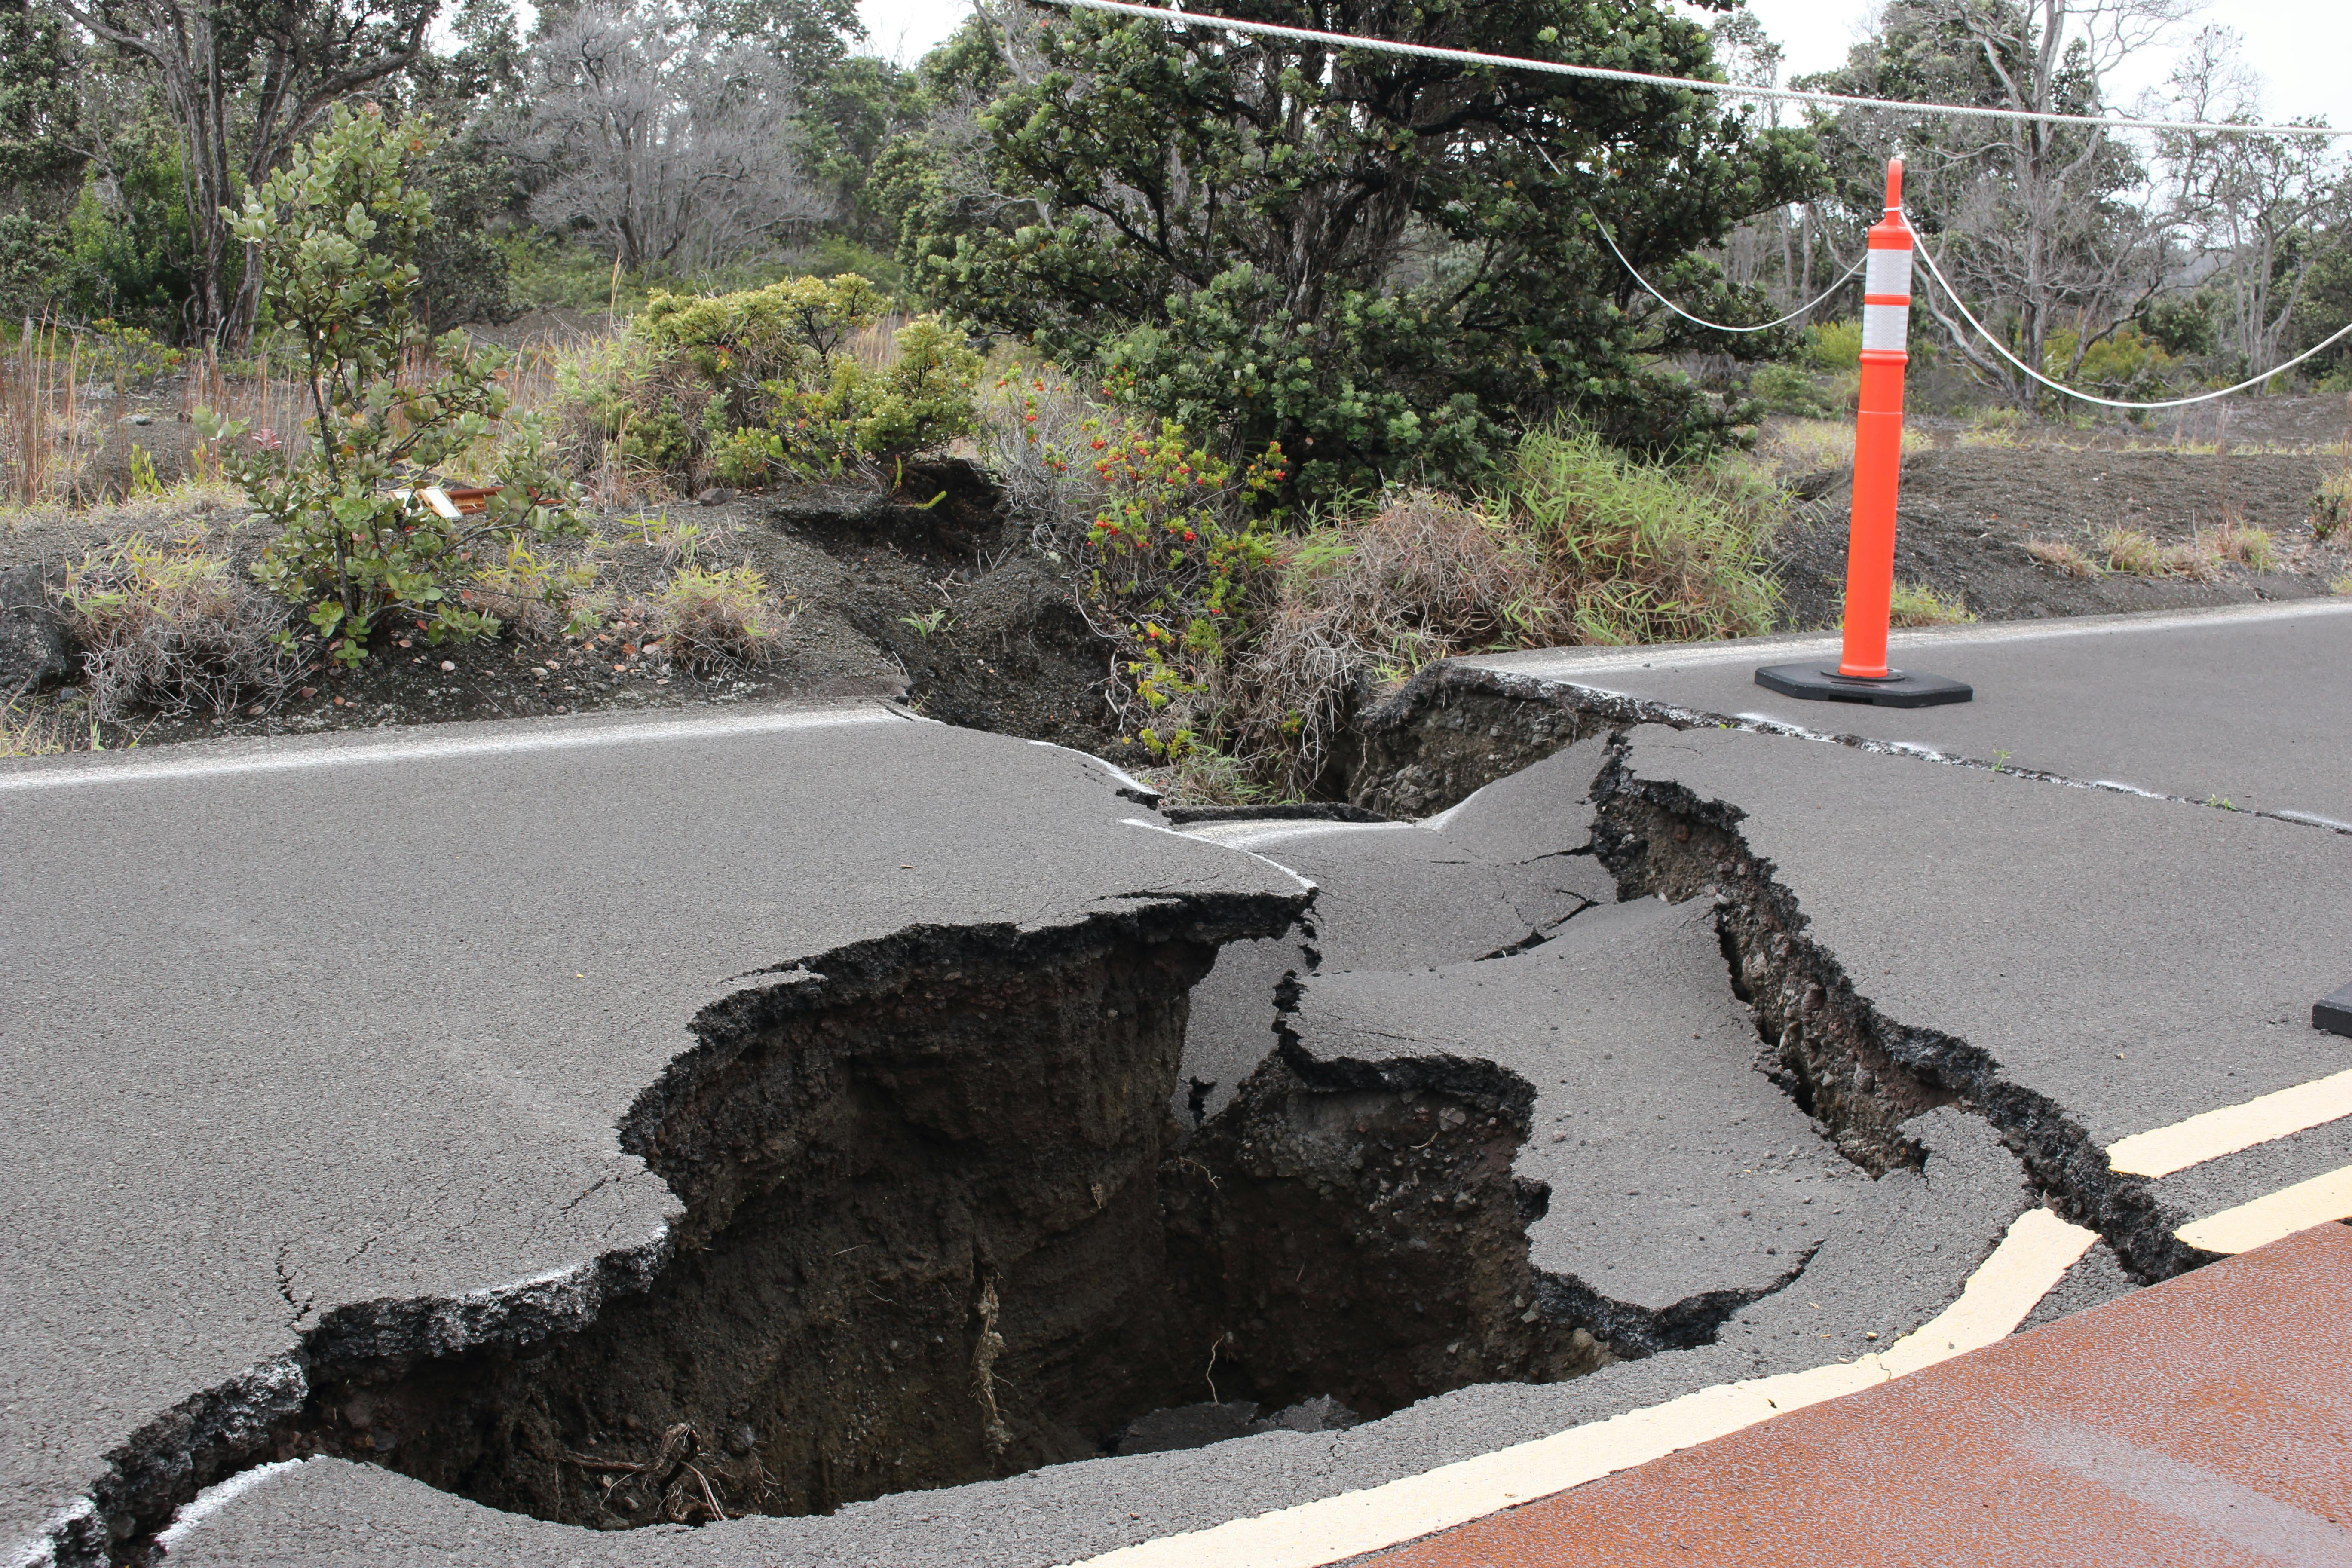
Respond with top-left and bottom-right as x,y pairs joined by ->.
2046,325 -> 2173,398
197,104 -> 585,666
578,275 -> 981,489
1072,418 -> 1287,760
1807,320 -> 1863,370
81,320 -> 184,390
1749,362 -> 1836,416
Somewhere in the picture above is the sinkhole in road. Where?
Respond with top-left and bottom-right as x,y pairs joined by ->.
252,915 -> 1609,1531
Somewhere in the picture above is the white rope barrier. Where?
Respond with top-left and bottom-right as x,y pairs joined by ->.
1591,216 -> 1867,334
1904,215 -> 2352,410
1036,0 -> 2352,140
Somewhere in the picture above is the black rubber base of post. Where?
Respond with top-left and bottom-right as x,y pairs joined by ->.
2317,983 -> 2352,1038
1755,664 -> 1975,708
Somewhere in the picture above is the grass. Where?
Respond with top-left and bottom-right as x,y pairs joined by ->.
2023,538 -> 2103,577
2208,519 -> 2275,572
1752,417 -> 1929,477
2315,464 -> 2352,543
1885,580 -> 1975,627
1222,429 -> 1785,792
645,564 -> 790,668
1504,429 -> 1783,647
55,533 -> 296,721
2101,526 -> 2220,579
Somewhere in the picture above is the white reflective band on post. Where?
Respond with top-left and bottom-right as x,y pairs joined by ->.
1862,301 -> 1911,352
1864,247 -> 1914,299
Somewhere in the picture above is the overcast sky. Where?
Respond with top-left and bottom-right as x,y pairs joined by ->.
855,0 -> 2352,129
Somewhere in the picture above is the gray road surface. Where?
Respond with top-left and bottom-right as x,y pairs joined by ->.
0,704 -> 1303,1565
1462,599 -> 2352,827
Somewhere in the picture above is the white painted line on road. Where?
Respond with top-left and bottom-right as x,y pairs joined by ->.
1065,1210 -> 2095,1568
152,1460 -> 305,1554
0,704 -> 907,793
2177,1166 -> 2352,1254
2107,1067 -> 2352,1178
1465,598 -> 2352,682
1121,818 -> 1318,893
1179,819 -> 1418,850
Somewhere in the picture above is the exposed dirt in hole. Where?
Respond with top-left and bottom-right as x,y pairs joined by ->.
1167,1049 -> 1613,1418
186,903 -> 1608,1544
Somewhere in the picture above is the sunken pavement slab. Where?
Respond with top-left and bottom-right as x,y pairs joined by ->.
1282,895 -> 1864,1355
1174,741 -> 1615,1123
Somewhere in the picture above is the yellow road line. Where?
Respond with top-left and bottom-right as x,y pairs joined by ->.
2107,1067 -> 2352,1178
2177,1166 -> 2352,1254
1065,1210 -> 2096,1568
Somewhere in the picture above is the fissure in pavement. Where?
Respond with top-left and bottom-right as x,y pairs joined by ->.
1586,741 -> 2204,1282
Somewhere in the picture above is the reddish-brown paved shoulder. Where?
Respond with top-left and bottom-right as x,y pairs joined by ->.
1373,1222 -> 2352,1568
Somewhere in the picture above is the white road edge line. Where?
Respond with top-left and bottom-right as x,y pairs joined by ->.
0,704 -> 907,793
2177,1165 -> 2352,1254
1462,598 -> 2352,681
151,1461 -> 305,1553
1065,1209 -> 2097,1568
2107,1067 -> 2352,1178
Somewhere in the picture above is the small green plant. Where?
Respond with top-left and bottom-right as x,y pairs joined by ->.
1884,579 -> 1975,628
1991,749 -> 2012,773
461,538 -> 601,639
898,607 -> 951,639
2024,538 -> 2102,577
649,564 -> 787,668
2312,466 -> 2351,542
2206,794 -> 2239,811
126,444 -> 165,498
199,104 -> 585,668
2208,519 -> 2275,572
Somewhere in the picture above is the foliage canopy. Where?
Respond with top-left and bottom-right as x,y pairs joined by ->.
904,0 -> 1822,493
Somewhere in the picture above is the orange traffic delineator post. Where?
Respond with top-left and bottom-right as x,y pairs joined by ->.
1758,159 -> 1972,709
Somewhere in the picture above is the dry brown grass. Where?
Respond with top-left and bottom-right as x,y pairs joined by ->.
643,564 -> 790,669
2102,526 -> 2219,579
1228,492 -> 1549,790
2207,518 -> 2276,572
2023,537 -> 2103,577
56,534 -> 297,721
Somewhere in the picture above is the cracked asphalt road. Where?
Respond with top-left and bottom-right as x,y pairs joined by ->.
14,601 -> 2351,1568
0,704 -> 1305,1564
1463,597 -> 2352,826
